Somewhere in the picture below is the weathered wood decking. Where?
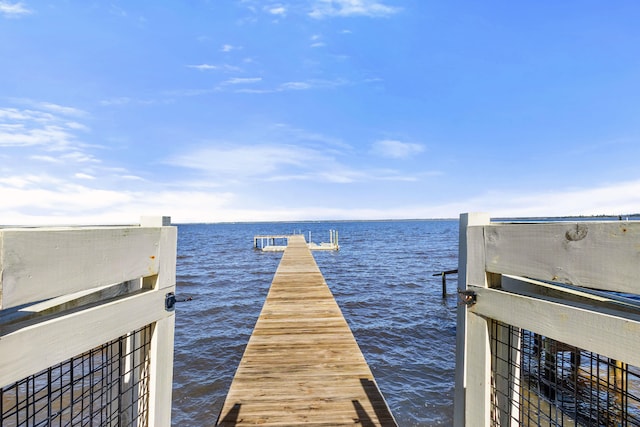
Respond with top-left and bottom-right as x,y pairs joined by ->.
217,235 -> 396,426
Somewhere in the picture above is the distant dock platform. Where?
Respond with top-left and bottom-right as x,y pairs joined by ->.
254,230 -> 339,251
218,235 -> 395,426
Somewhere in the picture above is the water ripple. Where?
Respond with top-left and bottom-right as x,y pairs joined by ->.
172,220 -> 458,426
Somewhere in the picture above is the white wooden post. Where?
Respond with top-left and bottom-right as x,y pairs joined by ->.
142,216 -> 176,427
455,213 -> 491,427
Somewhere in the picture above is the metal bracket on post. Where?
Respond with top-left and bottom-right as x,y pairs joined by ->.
165,292 -> 176,311
457,289 -> 477,307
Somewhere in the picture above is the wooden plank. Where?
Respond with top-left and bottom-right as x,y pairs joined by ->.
0,288 -> 173,387
0,226 -> 164,309
465,312 -> 491,427
484,221 -> 640,294
217,235 -> 396,426
157,226 -> 178,290
148,315 -> 176,427
470,285 -> 640,367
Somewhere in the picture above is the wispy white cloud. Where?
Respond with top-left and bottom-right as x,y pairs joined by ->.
99,97 -> 132,106
121,174 -> 145,181
99,97 -> 163,106
223,77 -> 263,85
186,63 -> 242,73
220,179 -> 640,221
74,172 -> 95,180
109,4 -> 127,18
162,88 -> 216,97
249,78 -> 347,93
0,100 -> 106,213
279,81 -> 312,90
0,108 -> 50,122
309,0 -> 400,19
0,104 -> 89,151
61,151 -> 99,163
221,44 -> 240,52
371,139 -> 424,159
0,169 -> 240,225
234,81 -> 319,94
166,125 -> 426,186
36,102 -> 88,117
0,1 -> 32,18
0,174 -> 42,188
187,64 -> 220,71
27,151 -> 100,164
170,76 -> 347,96
167,144 -> 322,178
268,123 -> 350,150
452,179 -> 640,219
65,121 -> 90,131
310,35 -> 326,48
5,160 -> 637,225
29,155 -> 60,163
266,4 -> 287,16
0,123 -> 76,149
164,122 -> 364,183
0,175 -> 125,211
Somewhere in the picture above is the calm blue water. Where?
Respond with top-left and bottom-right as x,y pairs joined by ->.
171,220 -> 459,426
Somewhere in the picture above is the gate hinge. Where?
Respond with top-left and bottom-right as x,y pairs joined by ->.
457,289 -> 477,307
165,292 -> 176,311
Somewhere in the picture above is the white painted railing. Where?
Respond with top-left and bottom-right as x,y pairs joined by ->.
0,216 -> 176,426
454,213 -> 640,426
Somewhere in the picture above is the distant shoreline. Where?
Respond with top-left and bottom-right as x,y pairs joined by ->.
176,214 -> 640,226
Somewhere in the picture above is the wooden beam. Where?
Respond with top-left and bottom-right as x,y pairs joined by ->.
470,285 -> 640,367
0,288 -> 172,388
0,227 -> 164,310
484,221 -> 640,294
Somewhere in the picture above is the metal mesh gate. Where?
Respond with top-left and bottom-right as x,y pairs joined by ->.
490,320 -> 640,426
0,324 -> 153,427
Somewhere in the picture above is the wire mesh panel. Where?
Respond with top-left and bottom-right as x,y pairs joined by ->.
0,323 -> 153,427
490,320 -> 640,427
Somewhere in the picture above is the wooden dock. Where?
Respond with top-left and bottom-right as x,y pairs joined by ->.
254,231 -> 339,252
217,235 -> 396,426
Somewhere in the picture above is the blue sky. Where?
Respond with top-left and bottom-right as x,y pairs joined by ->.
1,0 -> 639,224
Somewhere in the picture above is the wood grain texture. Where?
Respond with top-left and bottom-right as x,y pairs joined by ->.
455,213 -> 490,427
217,236 -> 396,426
0,288 -> 172,387
0,227 -> 164,309
470,285 -> 640,367
484,221 -> 640,293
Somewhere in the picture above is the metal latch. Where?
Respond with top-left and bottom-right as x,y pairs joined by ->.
165,292 -> 176,311
457,289 -> 477,307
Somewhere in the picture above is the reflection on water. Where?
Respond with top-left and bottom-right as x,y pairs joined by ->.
171,220 -> 459,426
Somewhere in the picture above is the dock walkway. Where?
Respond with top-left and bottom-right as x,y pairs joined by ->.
254,231 -> 339,252
217,235 -> 396,426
